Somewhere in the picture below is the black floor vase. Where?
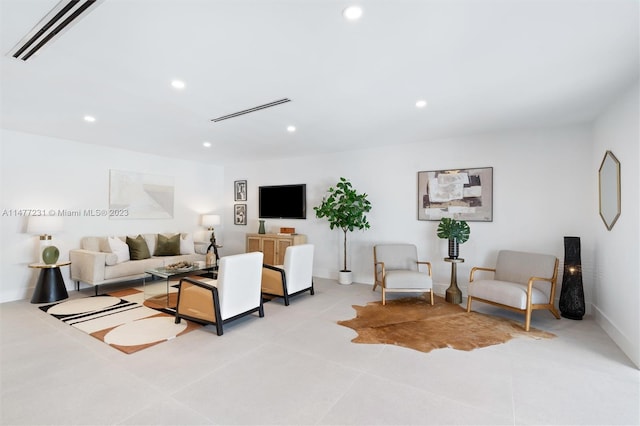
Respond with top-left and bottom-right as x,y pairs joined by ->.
559,236 -> 585,320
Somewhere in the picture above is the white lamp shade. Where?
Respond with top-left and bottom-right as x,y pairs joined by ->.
202,214 -> 221,228
27,216 -> 63,235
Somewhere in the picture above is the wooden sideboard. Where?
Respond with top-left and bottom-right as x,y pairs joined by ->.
246,233 -> 307,265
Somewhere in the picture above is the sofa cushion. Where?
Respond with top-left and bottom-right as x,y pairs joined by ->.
82,236 -> 104,252
126,235 -> 151,260
104,257 -> 162,280
142,233 -> 156,256
154,233 -> 181,256
106,236 -> 130,263
180,233 -> 195,254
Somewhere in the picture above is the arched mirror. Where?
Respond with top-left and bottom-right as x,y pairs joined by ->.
598,151 -> 621,230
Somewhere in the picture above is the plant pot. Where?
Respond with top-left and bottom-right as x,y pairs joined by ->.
448,238 -> 459,259
338,270 -> 353,285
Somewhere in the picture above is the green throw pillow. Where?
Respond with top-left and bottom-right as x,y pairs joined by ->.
126,235 -> 151,260
154,233 -> 180,256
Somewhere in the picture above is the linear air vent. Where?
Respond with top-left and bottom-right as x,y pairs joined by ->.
211,98 -> 292,122
8,0 -> 102,61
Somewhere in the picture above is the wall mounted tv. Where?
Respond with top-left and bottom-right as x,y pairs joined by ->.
258,184 -> 306,219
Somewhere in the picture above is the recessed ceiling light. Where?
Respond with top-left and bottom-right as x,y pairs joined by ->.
415,100 -> 428,108
343,6 -> 363,21
287,126 -> 296,132
171,80 -> 185,89
202,141 -> 211,148
84,115 -> 96,122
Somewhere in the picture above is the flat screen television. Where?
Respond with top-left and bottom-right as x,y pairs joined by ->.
258,184 -> 306,219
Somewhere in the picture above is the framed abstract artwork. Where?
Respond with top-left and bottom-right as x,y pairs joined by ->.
234,180 -> 247,201
417,167 -> 493,222
234,204 -> 247,225
109,170 -> 174,219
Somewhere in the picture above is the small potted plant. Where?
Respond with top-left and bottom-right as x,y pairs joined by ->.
436,217 -> 470,259
314,177 -> 372,284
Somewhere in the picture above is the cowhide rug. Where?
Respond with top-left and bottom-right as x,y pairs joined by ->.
337,295 -> 555,353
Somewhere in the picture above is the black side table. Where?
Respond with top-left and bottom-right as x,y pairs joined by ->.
29,261 -> 70,304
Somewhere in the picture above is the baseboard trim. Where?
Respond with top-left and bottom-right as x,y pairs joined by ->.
593,303 -> 639,369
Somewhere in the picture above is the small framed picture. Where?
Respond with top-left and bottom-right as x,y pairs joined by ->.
234,204 -> 247,225
234,180 -> 247,201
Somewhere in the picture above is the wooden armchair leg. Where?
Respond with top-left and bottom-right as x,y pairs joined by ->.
524,308 -> 532,332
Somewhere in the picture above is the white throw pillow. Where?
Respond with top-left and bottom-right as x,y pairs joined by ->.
107,236 -> 130,263
105,253 -> 118,266
180,233 -> 195,254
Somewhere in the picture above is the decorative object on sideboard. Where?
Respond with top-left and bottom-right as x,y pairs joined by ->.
202,214 -> 220,265
27,215 -> 63,264
314,177 -> 372,285
559,236 -> 585,320
418,167 -> 493,222
436,217 -> 470,260
598,150 -> 621,231
258,220 -> 266,234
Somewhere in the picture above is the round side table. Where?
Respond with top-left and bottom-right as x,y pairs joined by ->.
29,261 -> 71,304
444,258 -> 464,304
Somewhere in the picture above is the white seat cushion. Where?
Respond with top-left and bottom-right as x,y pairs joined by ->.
384,270 -> 432,290
468,280 -> 549,309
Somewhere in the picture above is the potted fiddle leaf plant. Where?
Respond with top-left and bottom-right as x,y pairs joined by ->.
436,217 -> 470,259
314,177 -> 372,285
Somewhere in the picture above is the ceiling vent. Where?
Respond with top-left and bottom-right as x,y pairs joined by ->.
211,98 -> 291,122
8,0 -> 102,61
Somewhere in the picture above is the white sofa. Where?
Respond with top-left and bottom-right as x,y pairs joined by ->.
70,233 -> 207,294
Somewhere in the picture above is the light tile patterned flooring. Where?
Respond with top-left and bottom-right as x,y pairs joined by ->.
1,278 -> 638,425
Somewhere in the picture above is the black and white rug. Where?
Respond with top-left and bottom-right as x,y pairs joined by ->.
40,288 -> 200,354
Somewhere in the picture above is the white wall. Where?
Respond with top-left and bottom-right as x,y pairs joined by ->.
0,129 -> 224,302
592,81 -> 639,368
224,124 -> 595,306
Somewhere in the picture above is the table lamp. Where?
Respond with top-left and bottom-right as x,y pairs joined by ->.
27,216 -> 63,264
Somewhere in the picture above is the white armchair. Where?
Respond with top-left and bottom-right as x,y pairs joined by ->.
261,244 -> 314,305
466,250 -> 560,331
174,251 -> 264,335
373,244 -> 434,305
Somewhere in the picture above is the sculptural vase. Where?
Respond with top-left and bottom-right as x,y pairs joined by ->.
42,246 -> 60,264
258,220 -> 266,234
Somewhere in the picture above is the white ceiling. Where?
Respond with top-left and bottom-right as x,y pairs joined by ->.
1,0 -> 638,165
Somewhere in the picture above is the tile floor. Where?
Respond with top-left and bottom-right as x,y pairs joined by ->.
1,278 -> 638,425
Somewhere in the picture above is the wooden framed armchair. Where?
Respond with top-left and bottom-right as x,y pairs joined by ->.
261,244 -> 314,306
466,250 -> 561,331
174,251 -> 264,335
373,244 -> 434,305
